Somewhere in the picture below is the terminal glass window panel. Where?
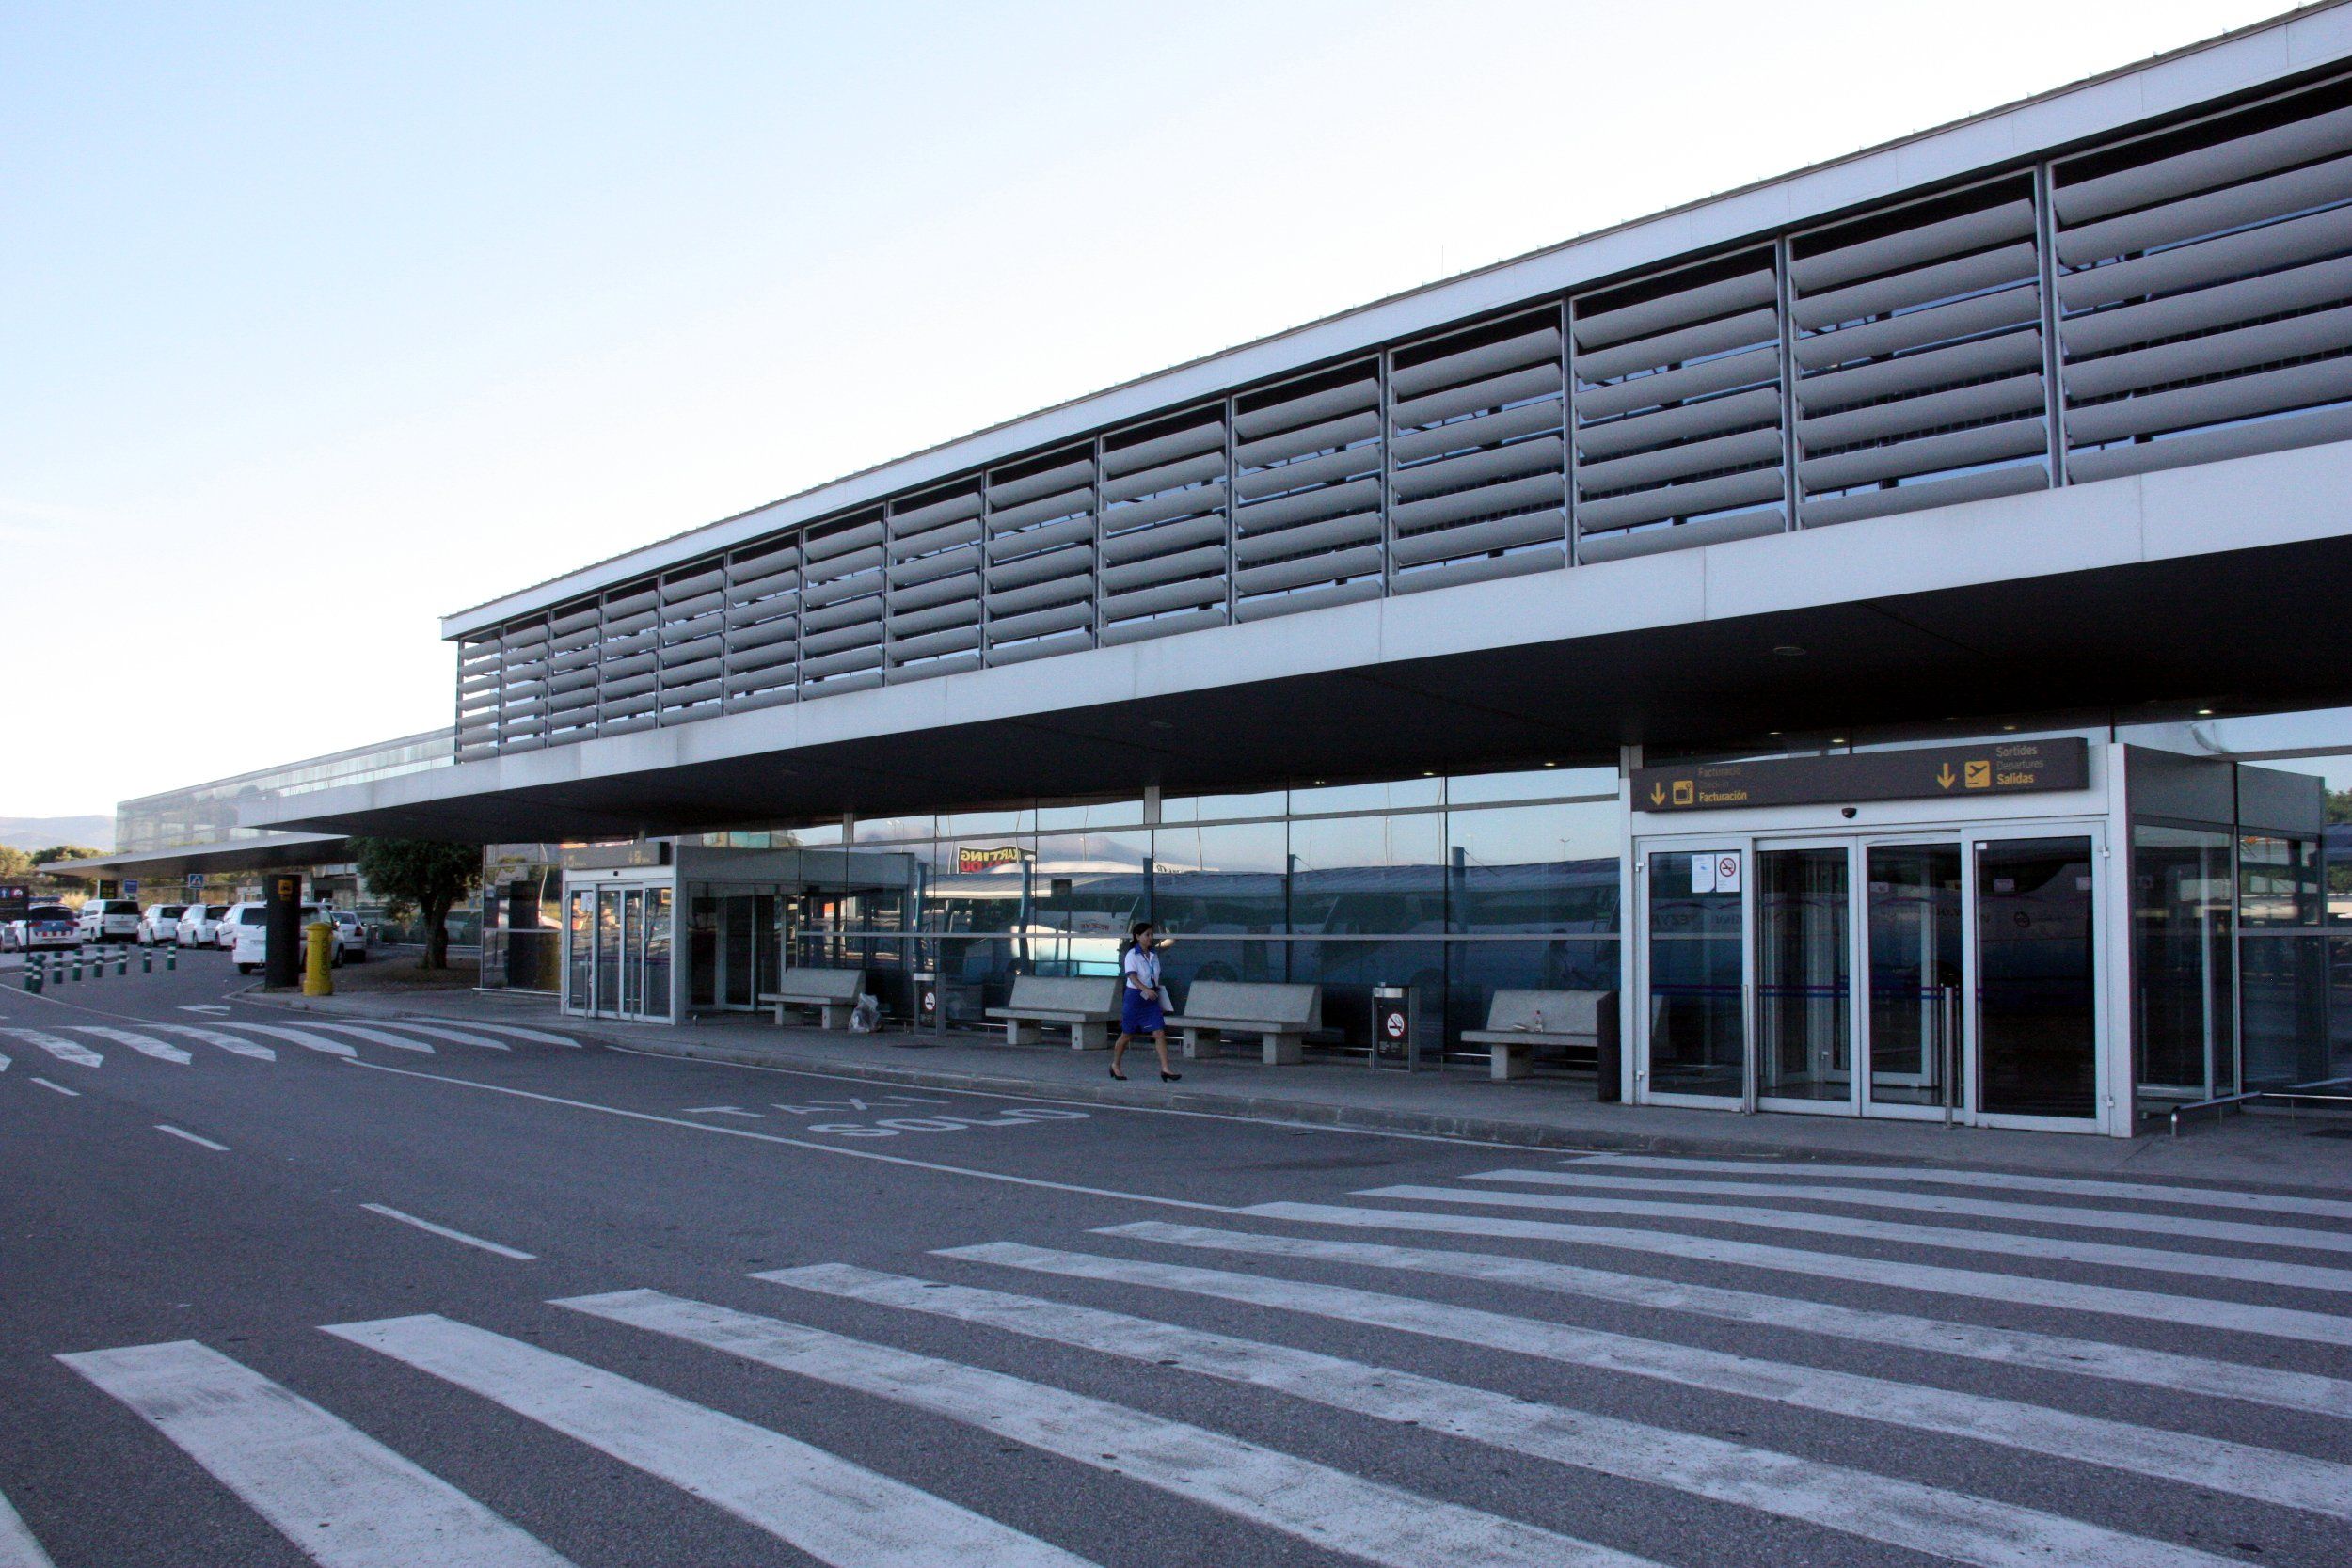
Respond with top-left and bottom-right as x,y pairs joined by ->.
2241,933 -> 2330,1088
723,895 -> 756,1008
2240,834 -> 2321,928
1976,837 -> 2096,1118
1152,822 -> 1287,935
1755,847 -> 1851,1102
1287,778 -> 1442,816
1287,813 -> 1445,936
1446,766 -> 1616,805
641,889 -> 673,1021
2132,826 -> 2235,1098
564,890 -> 590,1013
1646,849 -> 1744,1099
1451,801 -> 1621,936
1866,844 -> 1963,1110
620,890 -> 644,1016
687,895 -> 718,1008
594,891 -> 621,1014
1031,830 -> 1152,977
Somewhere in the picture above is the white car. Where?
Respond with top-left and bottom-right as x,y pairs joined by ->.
139,904 -> 188,944
12,906 -> 81,953
327,910 -> 368,963
232,904 -> 326,974
78,898 -> 143,944
215,901 -> 262,949
176,904 -> 229,946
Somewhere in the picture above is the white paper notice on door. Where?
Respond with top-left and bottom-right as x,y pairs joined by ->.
1714,851 -> 1742,894
1690,852 -> 1716,894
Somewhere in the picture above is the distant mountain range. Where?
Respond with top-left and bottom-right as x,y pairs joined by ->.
0,816 -> 114,852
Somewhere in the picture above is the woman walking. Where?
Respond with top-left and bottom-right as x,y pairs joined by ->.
1109,921 -> 1180,1083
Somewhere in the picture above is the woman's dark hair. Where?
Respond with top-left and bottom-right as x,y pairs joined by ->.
1123,919 -> 1154,956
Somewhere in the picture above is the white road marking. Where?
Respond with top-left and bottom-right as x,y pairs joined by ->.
779,1260 -> 2244,1568
154,1125 -> 230,1152
218,1022 -> 358,1057
324,1314 -> 1099,1568
359,1204 -> 535,1260
0,1050 -> 8,1073
1467,1167 -> 2352,1255
0,1488 -> 56,1568
178,1004 -> 231,1015
1246,1201 -> 2352,1347
399,1017 -> 579,1047
343,1059 -> 1234,1212
685,1105 -> 764,1117
0,1030 -> 101,1068
943,1243 -> 2352,1522
361,1020 -> 510,1051
144,1023 -> 275,1061
57,1339 -> 572,1568
1356,1183 -> 2352,1297
292,1022 -> 437,1054
29,1078 -> 78,1097
70,1027 -> 193,1066
1104,1221 -> 2352,1419
559,1289 -> 1661,1568
1572,1154 -> 2352,1222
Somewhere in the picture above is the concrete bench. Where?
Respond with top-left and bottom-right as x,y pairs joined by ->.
759,967 -> 866,1030
1165,980 -> 1324,1066
986,974 -> 1124,1050
1461,989 -> 1618,1081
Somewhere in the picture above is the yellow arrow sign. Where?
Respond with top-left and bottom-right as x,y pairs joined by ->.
1935,763 -> 1956,789
1649,782 -> 1666,806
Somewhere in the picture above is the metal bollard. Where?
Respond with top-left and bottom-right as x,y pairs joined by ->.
143,949 -> 152,974
166,946 -> 177,972
304,922 -> 334,998
116,950 -> 128,977
69,953 -> 81,982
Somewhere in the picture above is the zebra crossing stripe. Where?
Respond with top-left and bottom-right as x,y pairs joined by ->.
0,1051 -> 8,1075
1245,1200 -> 2352,1348
1101,1221 -> 2352,1419
322,1313 -> 1098,1568
70,1027 -> 192,1066
399,1018 -> 580,1047
1464,1167 -> 2352,1255
1355,1183 -> 2352,1297
358,1021 -> 509,1051
215,1022 -> 357,1058
938,1243 -> 2352,1522
293,1022 -> 437,1054
559,1288 -> 1663,1568
144,1023 -> 275,1061
56,1339 -> 572,1568
0,1030 -> 101,1069
0,1488 -> 56,1568
780,1259 -> 2246,1568
1572,1155 -> 2352,1223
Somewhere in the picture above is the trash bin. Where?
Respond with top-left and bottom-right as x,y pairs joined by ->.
1371,985 -> 1415,1070
913,970 -> 946,1036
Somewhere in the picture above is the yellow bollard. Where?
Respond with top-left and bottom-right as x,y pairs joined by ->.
304,921 -> 335,996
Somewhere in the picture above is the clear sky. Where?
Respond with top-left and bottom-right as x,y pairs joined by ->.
0,0 -> 2295,818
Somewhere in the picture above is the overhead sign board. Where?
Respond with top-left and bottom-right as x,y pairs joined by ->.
1633,738 -> 2089,814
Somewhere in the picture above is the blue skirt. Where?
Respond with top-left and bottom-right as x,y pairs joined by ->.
1120,989 -> 1166,1033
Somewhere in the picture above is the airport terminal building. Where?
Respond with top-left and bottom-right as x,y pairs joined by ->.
266,9 -> 2352,1136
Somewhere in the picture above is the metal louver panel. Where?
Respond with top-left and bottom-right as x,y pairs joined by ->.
981,448 -> 1092,666
656,560 -> 725,725
1790,176 -> 2049,527
1230,363 -> 1381,621
546,601 -> 602,741
492,618 -> 549,751
2055,74 -> 2352,482
796,512 -> 885,696
1572,249 -> 1786,556
456,636 -> 500,759
596,581 -> 660,734
886,481 -> 982,680
1099,405 -> 1229,643
1386,311 -> 1566,593
723,536 -> 801,711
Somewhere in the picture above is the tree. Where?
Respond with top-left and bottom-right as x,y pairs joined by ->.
28,845 -> 102,865
352,838 -> 481,970
0,846 -> 30,879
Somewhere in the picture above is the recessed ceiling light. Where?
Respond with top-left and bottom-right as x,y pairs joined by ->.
2196,707 -> 2215,716
2002,724 -> 2017,731
1772,644 -> 1806,657
1830,737 -> 1846,744
1541,761 -> 1557,768
1767,730 -> 1781,736
1421,770 -> 1436,777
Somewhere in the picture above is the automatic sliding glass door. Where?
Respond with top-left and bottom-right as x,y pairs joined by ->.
1863,843 -> 1964,1116
1756,846 -> 1852,1107
1643,846 -> 1747,1101
1977,835 -> 2099,1121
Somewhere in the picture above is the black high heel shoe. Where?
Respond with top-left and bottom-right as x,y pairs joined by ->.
1108,1066 -> 1127,1081
1160,1070 -> 1181,1082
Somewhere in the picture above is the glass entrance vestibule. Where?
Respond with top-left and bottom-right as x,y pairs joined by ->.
562,866 -> 677,1022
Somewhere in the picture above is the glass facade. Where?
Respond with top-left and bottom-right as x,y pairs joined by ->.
116,730 -> 453,854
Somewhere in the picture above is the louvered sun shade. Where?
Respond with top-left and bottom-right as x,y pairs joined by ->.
723,534 -> 802,713
1231,362 -> 1381,621
882,481 -> 983,680
596,580 -> 660,736
1387,310 -> 1566,593
546,601 -> 602,743
983,447 -> 1097,665
456,636 -> 501,760
1099,406 -> 1230,645
797,511 -> 887,697
1790,176 -> 2051,526
2054,75 -> 2352,483
655,561 -> 725,725
494,617 -> 549,752
1571,249 -> 1787,561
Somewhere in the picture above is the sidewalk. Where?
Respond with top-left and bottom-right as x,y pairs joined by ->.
249,982 -> 2352,1191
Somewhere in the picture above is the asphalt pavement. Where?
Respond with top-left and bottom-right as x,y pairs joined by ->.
4,947 -> 2351,1567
